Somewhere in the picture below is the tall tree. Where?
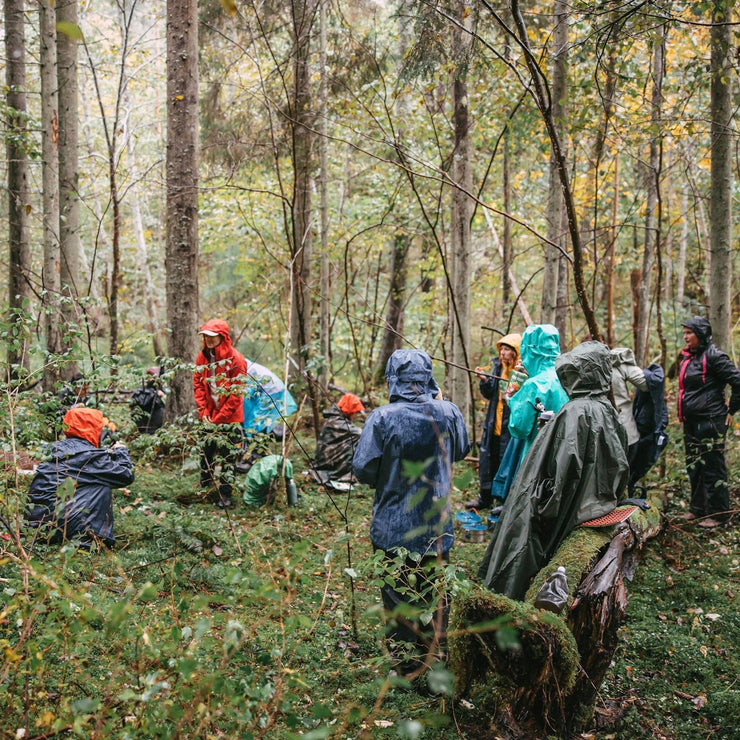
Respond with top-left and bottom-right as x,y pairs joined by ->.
708,0 -> 734,350
5,0 -> 32,375
448,0 -> 474,421
39,0 -> 63,392
57,0 -> 84,369
634,27 -> 666,365
540,0 -> 568,335
165,0 -> 200,416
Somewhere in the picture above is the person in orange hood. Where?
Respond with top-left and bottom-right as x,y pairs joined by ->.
193,319 -> 248,508
26,407 -> 135,547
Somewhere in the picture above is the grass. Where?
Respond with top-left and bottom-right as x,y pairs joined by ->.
1,425 -> 738,739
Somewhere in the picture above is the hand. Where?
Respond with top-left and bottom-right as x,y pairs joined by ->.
111,441 -> 126,450
474,366 -> 487,380
726,413 -> 733,428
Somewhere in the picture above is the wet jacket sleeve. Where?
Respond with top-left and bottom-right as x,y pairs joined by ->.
712,351 -> 740,415
352,414 -> 384,487
621,362 -> 648,393
193,352 -> 211,417
507,380 -> 540,440
479,376 -> 496,400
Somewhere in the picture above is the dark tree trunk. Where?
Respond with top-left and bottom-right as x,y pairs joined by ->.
6,0 -> 32,375
165,0 -> 200,417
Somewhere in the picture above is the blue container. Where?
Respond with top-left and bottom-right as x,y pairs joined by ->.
455,510 -> 482,526
462,522 -> 489,542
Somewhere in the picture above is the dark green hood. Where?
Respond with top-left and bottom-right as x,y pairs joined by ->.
555,341 -> 612,398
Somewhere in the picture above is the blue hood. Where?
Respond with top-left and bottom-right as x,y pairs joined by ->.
385,349 -> 441,402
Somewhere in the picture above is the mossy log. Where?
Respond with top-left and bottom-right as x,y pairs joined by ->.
449,491 -> 664,738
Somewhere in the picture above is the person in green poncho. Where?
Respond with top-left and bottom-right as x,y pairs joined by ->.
478,340 -> 629,600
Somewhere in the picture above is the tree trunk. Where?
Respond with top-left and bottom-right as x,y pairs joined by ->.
289,0 -> 320,433
540,0 -> 568,328
57,0 -> 85,360
125,102 -> 165,359
448,0 -> 474,422
5,0 -> 32,375
39,0 -> 63,393
374,233 -> 408,385
165,0 -> 200,417
318,0 -> 330,392
635,28 -> 666,366
708,0 -> 734,350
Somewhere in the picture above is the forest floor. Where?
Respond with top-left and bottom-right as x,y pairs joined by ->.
1,425 -> 738,739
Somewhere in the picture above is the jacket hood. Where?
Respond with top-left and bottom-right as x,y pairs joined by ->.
610,347 -> 637,367
199,318 -> 233,343
62,407 -> 115,447
496,333 -> 522,360
520,324 -> 561,377
682,316 -> 712,347
385,349 -> 441,402
556,341 -> 612,398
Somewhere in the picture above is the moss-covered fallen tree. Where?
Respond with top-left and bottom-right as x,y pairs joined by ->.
449,491 -> 664,738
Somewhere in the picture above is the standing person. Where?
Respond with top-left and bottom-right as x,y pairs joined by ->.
466,333 -> 521,510
353,349 -> 470,682
610,347 -> 648,450
678,317 -> 740,528
489,324 -> 569,503
26,407 -> 135,548
193,319 -> 247,508
479,341 -> 628,599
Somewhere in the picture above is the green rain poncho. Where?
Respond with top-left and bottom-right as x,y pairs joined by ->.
478,341 -> 629,600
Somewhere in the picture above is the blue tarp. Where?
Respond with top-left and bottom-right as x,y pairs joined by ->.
242,361 -> 297,435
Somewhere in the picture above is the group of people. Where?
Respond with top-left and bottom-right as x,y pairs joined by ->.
22,315 -> 738,690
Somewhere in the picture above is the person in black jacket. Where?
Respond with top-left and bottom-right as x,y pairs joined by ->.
678,317 -> 740,528
26,407 -> 135,547
465,332 -> 521,510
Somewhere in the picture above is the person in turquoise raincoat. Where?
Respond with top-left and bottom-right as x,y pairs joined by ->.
490,324 -> 569,503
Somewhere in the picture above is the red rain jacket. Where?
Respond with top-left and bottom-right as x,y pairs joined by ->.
193,319 -> 247,424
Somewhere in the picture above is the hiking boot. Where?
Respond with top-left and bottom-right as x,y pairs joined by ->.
697,517 -> 725,529
465,497 -> 492,511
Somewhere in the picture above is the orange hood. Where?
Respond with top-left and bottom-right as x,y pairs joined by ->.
63,407 -> 115,447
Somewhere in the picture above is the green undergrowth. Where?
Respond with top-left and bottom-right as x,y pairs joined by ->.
1,427 -> 738,739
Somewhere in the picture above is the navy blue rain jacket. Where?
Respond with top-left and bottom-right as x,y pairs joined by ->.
353,349 -> 470,555
26,438 -> 135,545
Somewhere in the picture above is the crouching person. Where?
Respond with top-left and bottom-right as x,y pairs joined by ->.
26,407 -> 135,548
352,349 -> 470,684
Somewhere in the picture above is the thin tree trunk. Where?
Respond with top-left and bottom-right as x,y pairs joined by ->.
318,0 -> 330,392
5,0 -> 32,375
708,0 -> 734,350
40,0 -> 63,392
635,28 -> 666,366
125,102 -> 165,359
540,0 -> 568,327
165,0 -> 200,417
57,0 -> 84,359
448,0 -> 474,422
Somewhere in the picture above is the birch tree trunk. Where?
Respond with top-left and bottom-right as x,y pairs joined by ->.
448,0 -> 474,422
5,0 -> 32,375
39,0 -> 63,392
708,0 -> 734,350
165,0 -> 200,417
540,0 -> 568,328
635,28 -> 665,366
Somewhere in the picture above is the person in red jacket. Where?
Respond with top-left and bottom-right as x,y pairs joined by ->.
193,319 -> 247,508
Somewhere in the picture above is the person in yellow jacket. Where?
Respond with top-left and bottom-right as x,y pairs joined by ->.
466,332 -> 522,510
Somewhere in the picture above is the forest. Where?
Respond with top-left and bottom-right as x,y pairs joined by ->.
1,0 -> 738,738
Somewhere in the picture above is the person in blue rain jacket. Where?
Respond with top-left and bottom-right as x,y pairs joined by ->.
353,349 -> 470,680
26,407 -> 135,547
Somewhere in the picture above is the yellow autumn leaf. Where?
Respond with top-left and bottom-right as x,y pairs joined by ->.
220,0 -> 238,16
699,645 -> 708,657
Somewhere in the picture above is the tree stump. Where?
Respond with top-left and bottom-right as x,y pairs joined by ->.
449,493 -> 664,738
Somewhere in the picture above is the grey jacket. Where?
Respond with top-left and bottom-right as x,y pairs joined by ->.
610,347 -> 648,445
